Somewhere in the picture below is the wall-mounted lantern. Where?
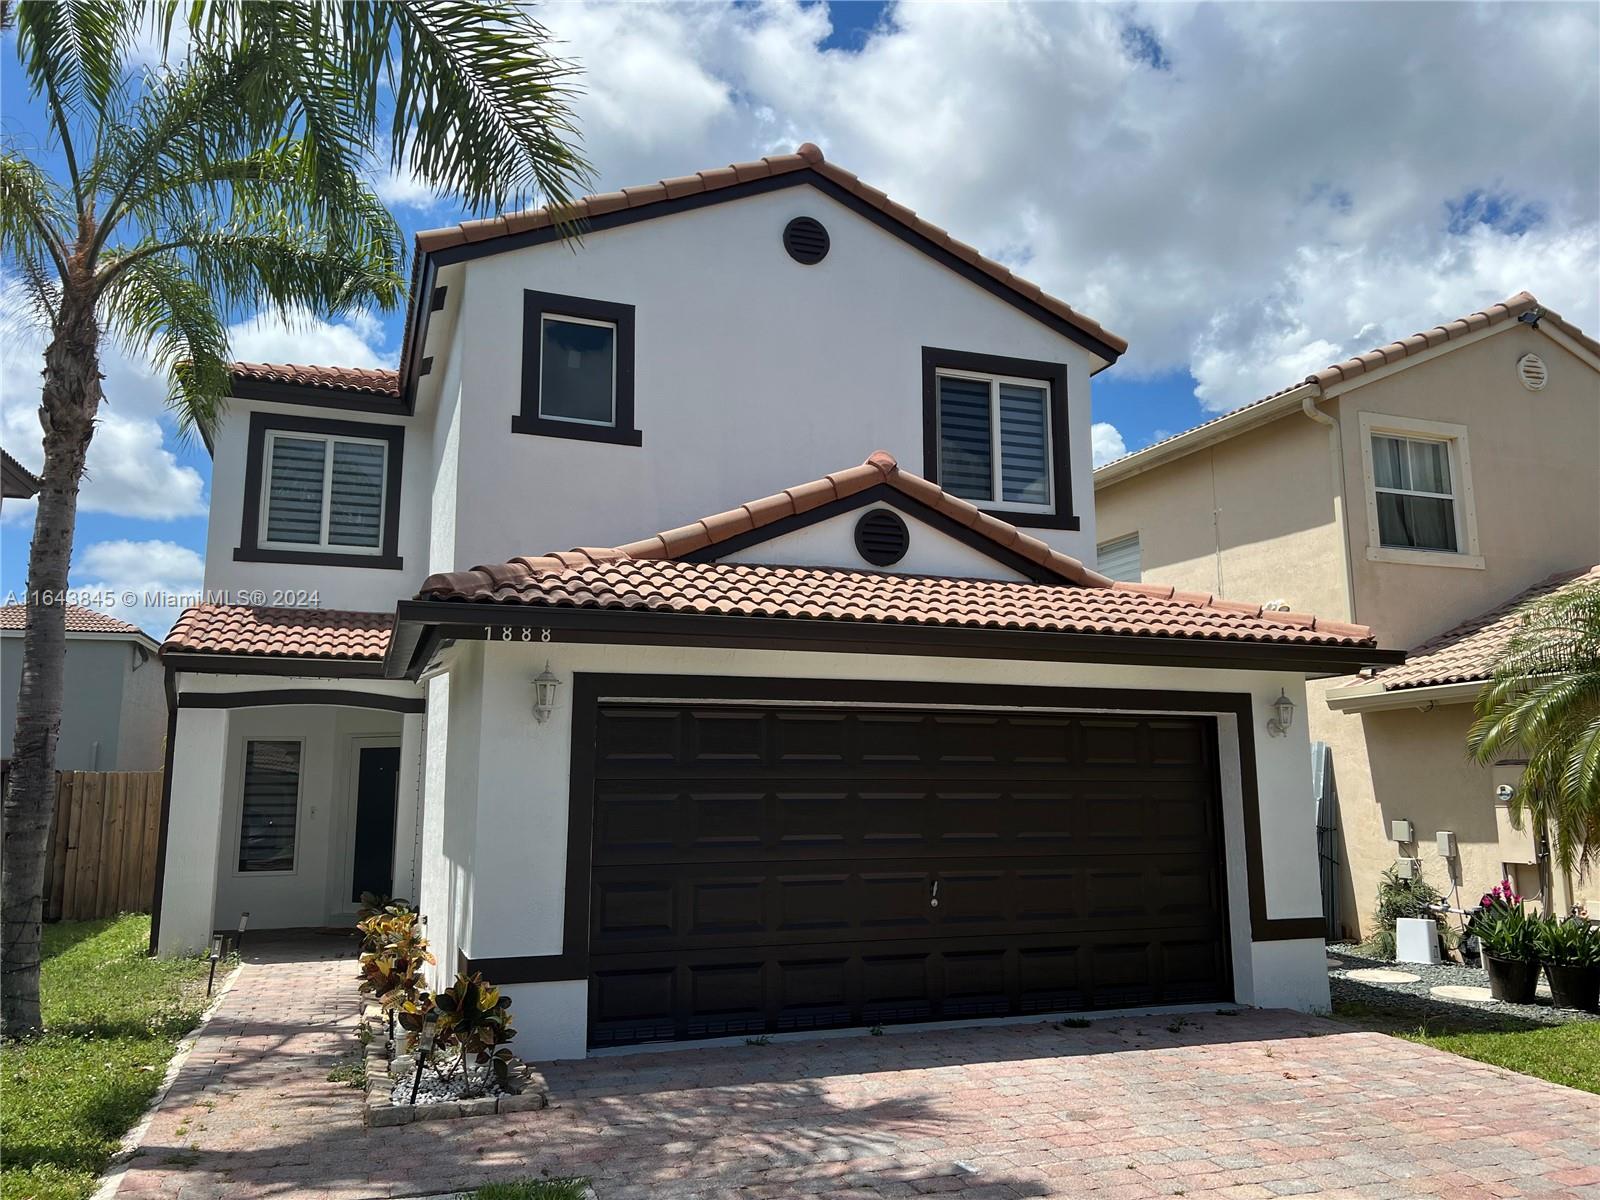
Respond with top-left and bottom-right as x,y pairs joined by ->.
531,663 -> 560,724
1265,688 -> 1295,738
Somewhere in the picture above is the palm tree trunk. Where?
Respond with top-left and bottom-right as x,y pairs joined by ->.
1,287 -> 102,1039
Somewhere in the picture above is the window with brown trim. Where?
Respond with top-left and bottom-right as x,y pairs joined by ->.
921,347 -> 1076,530
513,289 -> 640,445
235,412 -> 405,569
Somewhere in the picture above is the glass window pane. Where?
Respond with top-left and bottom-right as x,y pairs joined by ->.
266,437 -> 326,544
328,441 -> 385,548
937,376 -> 993,501
540,318 -> 615,424
239,740 -> 301,872
998,383 -> 1049,504
1377,493 -> 1457,552
1408,439 -> 1451,494
1372,435 -> 1408,490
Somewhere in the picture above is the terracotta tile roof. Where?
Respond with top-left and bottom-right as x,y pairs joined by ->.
1360,566 -> 1600,692
415,143 -> 1126,359
230,362 -> 401,397
418,452 -> 1375,649
2,448 -> 40,499
1096,291 -> 1598,480
161,606 -> 393,661
0,603 -> 144,636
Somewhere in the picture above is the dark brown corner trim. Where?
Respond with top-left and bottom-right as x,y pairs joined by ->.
471,675 -> 1323,988
162,652 -> 388,679
234,411 -> 406,571
512,289 -> 640,446
147,665 -> 179,955
921,347 -> 1078,531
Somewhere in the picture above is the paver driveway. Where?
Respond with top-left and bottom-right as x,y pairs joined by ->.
111,938 -> 1600,1200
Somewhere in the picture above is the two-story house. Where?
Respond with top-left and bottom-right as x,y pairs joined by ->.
1095,294 -> 1600,940
151,144 -> 1395,1059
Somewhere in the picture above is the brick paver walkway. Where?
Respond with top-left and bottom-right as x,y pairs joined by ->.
112,938 -> 1600,1199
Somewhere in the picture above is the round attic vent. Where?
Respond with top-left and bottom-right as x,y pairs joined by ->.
1517,352 -> 1548,391
783,216 -> 830,265
854,508 -> 909,567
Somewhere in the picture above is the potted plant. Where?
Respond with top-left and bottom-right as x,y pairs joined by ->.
1535,917 -> 1600,1012
1476,902 -> 1539,1003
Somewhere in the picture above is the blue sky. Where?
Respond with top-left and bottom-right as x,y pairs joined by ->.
3,1 -> 1596,634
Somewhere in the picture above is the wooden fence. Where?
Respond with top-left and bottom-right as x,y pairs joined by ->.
43,770 -> 164,922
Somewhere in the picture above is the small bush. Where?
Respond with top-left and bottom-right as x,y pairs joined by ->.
1535,916 -> 1600,967
1364,867 -> 1447,960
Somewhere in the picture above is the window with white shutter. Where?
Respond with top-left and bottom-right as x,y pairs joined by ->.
935,369 -> 1053,512
238,740 -> 302,873
261,431 -> 388,554
1097,532 -> 1142,582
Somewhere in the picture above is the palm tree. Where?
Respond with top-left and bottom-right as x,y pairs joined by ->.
1,1 -> 589,1038
1468,578 -> 1600,915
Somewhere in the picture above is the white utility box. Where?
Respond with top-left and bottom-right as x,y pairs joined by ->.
1391,819 -> 1414,843
1396,916 -> 1442,964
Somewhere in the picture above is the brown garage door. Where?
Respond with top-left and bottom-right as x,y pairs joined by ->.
587,703 -> 1231,1047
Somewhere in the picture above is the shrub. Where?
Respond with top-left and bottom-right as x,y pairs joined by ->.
1365,866 -> 1447,960
1535,916 -> 1600,967
355,902 -> 433,1019
402,971 -> 519,1097
1477,904 -> 1538,962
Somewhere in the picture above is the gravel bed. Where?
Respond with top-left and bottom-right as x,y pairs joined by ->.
1328,943 -> 1599,1030
389,1064 -> 505,1107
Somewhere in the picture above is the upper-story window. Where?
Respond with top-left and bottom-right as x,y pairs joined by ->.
921,348 -> 1076,529
235,412 -> 405,570
514,289 -> 640,445
1097,532 -> 1142,582
263,430 -> 387,553
1359,412 -> 1482,569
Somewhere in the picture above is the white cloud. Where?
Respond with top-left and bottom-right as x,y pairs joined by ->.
70,538 -> 206,639
1091,422 -> 1127,468
227,307 -> 392,369
540,0 -> 1599,415
2,296 -> 207,521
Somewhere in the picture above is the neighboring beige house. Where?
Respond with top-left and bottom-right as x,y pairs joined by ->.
1094,292 -> 1600,938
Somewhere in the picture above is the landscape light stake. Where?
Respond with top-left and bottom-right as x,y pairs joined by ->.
410,1014 -> 439,1106
206,934 -> 224,997
236,911 -> 250,952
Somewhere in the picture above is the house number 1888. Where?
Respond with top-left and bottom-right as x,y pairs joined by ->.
486,626 -> 551,642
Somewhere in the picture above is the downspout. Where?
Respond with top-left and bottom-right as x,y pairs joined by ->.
1301,388 -> 1358,625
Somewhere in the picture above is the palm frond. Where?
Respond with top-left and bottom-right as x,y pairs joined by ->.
12,0 -> 128,198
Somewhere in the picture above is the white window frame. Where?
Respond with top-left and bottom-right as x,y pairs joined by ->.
232,736 -> 306,878
934,367 -> 1054,514
259,430 -> 389,556
537,313 -> 618,428
1358,412 -> 1483,569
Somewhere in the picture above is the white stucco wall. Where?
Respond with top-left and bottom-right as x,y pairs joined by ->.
719,503 -> 1030,578
430,639 -> 1327,1060
435,183 -> 1102,575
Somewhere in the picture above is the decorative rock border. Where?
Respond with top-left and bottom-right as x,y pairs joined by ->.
359,1003 -> 547,1127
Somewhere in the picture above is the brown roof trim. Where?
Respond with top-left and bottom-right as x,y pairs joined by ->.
415,450 -> 1372,647
1095,291 -> 1599,484
410,143 -> 1125,362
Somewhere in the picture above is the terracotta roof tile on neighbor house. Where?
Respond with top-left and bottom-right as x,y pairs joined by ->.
414,143 -> 1127,359
0,603 -> 144,636
230,362 -> 401,397
419,452 -> 1375,649
1360,566 -> 1600,692
161,606 -> 393,661
1096,291 -> 1598,476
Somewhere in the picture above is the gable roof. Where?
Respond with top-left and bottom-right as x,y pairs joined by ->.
415,450 -> 1376,653
1095,291 -> 1600,486
228,143 -> 1127,410
2,449 -> 40,500
0,604 -> 155,652
1351,566 -> 1600,694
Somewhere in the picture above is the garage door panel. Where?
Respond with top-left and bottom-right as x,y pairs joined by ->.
587,703 -> 1231,1047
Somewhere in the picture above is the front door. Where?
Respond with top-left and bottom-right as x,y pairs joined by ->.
351,745 -> 401,903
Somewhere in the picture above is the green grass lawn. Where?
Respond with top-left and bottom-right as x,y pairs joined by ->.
472,1182 -> 589,1200
1334,999 -> 1600,1095
0,915 -> 219,1200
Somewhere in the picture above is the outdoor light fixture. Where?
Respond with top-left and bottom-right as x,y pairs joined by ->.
1265,688 -> 1295,738
531,662 -> 560,724
236,911 -> 250,951
410,1013 -> 440,1106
